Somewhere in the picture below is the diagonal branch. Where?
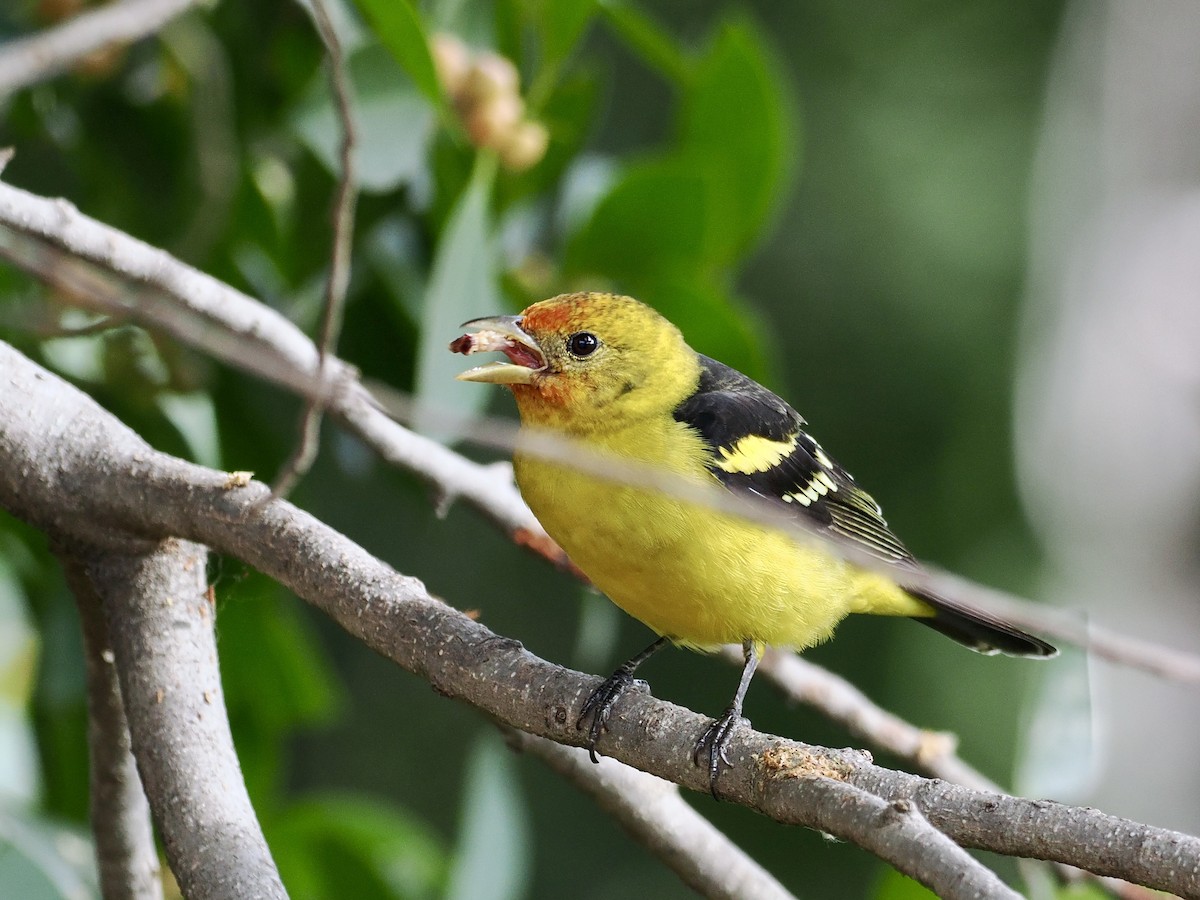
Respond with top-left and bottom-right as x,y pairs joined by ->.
518,724 -> 1017,900
2,340 -> 1198,898
1,177 -> 1199,685
0,0 -> 205,98
509,731 -> 799,900
798,780 -> 1020,900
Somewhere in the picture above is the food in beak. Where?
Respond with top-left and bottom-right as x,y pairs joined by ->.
450,318 -> 545,384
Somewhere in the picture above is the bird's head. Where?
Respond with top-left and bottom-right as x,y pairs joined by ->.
451,292 -> 699,433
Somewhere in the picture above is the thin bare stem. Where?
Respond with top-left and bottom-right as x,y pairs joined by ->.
270,0 -> 359,500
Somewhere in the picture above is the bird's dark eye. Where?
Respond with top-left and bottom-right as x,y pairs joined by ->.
567,331 -> 600,358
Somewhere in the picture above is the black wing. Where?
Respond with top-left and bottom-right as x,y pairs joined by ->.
673,355 -> 912,562
673,355 -> 1056,658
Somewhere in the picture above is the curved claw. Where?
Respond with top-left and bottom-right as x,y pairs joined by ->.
576,670 -> 634,763
692,708 -> 749,798
576,637 -> 669,764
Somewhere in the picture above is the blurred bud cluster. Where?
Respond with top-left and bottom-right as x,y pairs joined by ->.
431,33 -> 549,173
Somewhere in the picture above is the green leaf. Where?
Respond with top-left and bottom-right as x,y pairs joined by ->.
565,16 -> 796,285
156,392 -> 222,469
598,1 -> 691,86
271,793 -> 447,900
445,733 -> 532,900
531,0 -> 595,71
492,0 -> 523,64
28,582 -> 88,822
571,589 -> 621,674
39,331 -> 105,384
413,152 -> 500,442
218,575 -> 341,739
217,574 -> 341,801
365,215 -> 427,325
556,154 -> 618,239
873,868 -> 938,900
565,161 -> 708,282
352,0 -> 442,106
0,559 -> 36,711
677,18 -> 792,263
292,44 -> 436,195
0,809 -> 97,900
1050,885 -> 1110,900
218,581 -> 343,806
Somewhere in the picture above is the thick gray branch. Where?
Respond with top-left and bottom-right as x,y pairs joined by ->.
60,555 -> 163,900
0,0 -> 204,97
82,539 -> 286,900
2,343 -> 1197,897
519,726 -> 1015,900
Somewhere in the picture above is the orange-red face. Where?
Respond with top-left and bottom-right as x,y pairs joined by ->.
451,292 -> 699,432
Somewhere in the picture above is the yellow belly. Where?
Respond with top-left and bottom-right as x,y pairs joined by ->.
513,421 -> 922,651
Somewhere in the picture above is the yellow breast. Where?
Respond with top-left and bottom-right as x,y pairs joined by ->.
512,418 -> 898,650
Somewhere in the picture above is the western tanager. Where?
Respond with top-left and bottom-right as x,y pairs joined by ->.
451,291 -> 1055,791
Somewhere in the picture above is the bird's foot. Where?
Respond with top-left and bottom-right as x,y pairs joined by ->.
692,706 -> 748,798
576,670 -> 646,763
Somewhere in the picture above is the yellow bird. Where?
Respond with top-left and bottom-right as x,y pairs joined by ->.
451,292 -> 1054,791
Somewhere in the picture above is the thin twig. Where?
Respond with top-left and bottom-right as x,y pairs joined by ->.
0,0 -> 204,97
270,0 -> 359,500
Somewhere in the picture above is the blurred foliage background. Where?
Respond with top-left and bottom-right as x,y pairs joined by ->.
0,0 -> 1112,897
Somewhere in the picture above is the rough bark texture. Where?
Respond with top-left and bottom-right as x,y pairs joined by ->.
61,556 -> 164,900
86,544 -> 286,900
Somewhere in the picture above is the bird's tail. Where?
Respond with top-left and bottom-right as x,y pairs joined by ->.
906,588 -> 1057,658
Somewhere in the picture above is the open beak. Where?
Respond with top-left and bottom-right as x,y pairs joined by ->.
450,315 -> 546,385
